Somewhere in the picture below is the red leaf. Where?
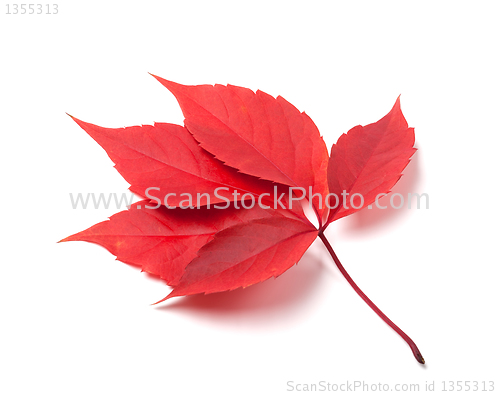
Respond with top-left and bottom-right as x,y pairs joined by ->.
152,75 -> 329,222
161,217 -> 317,300
63,78 -> 425,363
69,117 -> 283,209
59,201 -> 279,286
326,97 -> 416,223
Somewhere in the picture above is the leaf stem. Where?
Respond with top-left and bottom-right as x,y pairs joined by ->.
318,231 -> 425,364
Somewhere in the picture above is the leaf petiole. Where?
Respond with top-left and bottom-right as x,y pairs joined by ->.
318,231 -> 425,364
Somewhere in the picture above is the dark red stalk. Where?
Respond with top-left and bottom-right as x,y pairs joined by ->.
318,231 -> 424,364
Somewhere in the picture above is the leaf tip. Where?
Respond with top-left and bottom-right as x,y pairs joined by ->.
393,95 -> 402,111
58,234 -> 78,243
149,74 -> 182,94
147,72 -> 160,80
66,113 -> 87,128
149,72 -> 168,84
151,290 -> 178,305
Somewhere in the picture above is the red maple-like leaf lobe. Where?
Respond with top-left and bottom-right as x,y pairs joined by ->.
327,97 -> 416,223
69,116 -> 287,209
60,201 -> 281,286
151,75 -> 329,223
162,216 -> 317,300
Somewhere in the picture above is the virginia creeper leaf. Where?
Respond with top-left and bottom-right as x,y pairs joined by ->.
63,76 -> 424,364
326,97 -> 416,223
152,75 -> 329,222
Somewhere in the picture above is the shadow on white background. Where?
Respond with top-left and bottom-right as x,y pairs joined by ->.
153,251 -> 326,329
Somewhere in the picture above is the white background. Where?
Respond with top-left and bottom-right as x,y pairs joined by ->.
1,1 -> 499,393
